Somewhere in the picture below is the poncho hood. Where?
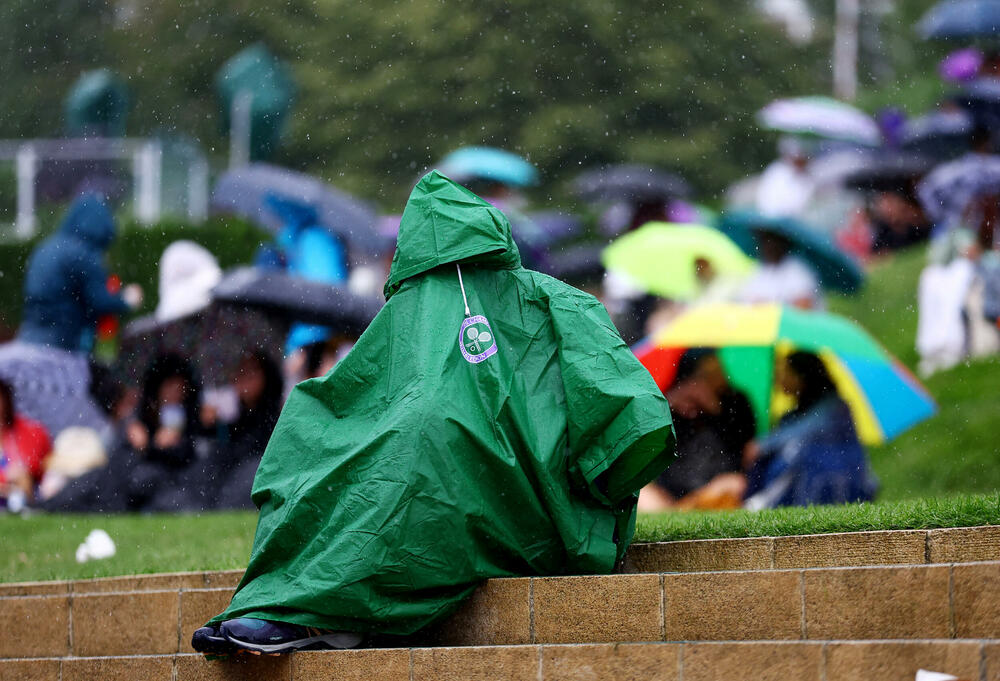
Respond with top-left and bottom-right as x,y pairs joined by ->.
383,171 -> 521,300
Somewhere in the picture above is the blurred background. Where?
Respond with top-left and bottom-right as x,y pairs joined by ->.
1,0 -> 999,539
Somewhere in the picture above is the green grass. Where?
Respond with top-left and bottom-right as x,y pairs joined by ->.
829,248 -> 1000,501
3,493 -> 999,582
634,492 -> 1000,542
0,511 -> 256,583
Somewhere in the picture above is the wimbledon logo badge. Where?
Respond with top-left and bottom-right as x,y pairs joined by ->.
459,315 -> 497,364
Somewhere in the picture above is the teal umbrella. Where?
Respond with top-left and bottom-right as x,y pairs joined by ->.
716,211 -> 864,294
215,44 -> 296,161
437,147 -> 539,187
65,69 -> 129,137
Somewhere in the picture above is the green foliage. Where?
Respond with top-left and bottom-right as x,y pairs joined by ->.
1,1 -> 827,207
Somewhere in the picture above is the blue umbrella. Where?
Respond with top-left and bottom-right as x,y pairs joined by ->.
716,211 -> 865,294
436,147 -> 539,187
211,163 -> 384,261
918,0 -> 1000,39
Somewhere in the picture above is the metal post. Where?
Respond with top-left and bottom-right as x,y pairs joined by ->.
15,144 -> 37,238
134,140 -> 163,225
229,89 -> 253,168
833,0 -> 860,101
188,155 -> 210,223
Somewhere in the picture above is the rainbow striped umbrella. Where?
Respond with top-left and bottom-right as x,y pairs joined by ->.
635,303 -> 936,446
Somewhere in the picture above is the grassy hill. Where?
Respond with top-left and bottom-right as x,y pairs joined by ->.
829,248 -> 1000,501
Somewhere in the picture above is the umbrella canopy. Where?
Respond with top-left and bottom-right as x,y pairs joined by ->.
436,146 -> 539,188
601,222 -> 756,300
524,210 -> 584,245
635,303 -> 936,445
716,211 -> 864,294
211,163 -> 383,261
842,152 -> 935,194
758,97 -> 881,146
573,164 -> 691,204
215,44 -> 296,161
65,69 -> 129,138
117,305 -> 286,388
536,242 -> 606,286
212,267 -> 382,333
917,152 -> 1000,226
901,110 -> 972,159
954,78 -> 1000,129
918,0 -> 1000,39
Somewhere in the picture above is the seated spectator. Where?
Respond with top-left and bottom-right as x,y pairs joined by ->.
638,349 -> 756,511
36,427 -> 108,503
0,378 -> 52,509
743,351 -> 878,509
869,190 -> 932,255
738,230 -> 822,309
209,351 -> 284,509
42,353 -> 205,512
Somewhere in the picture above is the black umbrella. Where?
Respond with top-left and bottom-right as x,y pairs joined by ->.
842,153 -> 936,194
536,243 -> 606,286
901,110 -> 972,159
918,0 -> 1000,39
573,164 -> 691,204
212,267 -> 383,334
523,210 -> 583,246
117,306 -> 286,388
211,163 -> 385,261
951,79 -> 1000,136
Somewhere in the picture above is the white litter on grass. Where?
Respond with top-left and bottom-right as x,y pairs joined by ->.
75,529 -> 116,563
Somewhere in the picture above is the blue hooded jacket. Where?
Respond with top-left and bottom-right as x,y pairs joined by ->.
19,194 -> 129,352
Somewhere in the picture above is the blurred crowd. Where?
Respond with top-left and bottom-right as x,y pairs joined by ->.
9,39 -> 1000,516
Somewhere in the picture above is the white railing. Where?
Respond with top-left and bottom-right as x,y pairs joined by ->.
0,137 -> 209,238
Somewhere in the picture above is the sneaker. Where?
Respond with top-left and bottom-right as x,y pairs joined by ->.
191,625 -> 235,657
220,617 -> 363,654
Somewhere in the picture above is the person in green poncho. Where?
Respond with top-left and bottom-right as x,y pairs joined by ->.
192,171 -> 675,655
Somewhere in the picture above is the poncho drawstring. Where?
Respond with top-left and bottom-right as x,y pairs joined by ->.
457,264 -> 471,316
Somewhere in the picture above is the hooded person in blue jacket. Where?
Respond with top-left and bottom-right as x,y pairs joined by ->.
19,194 -> 137,352
0,194 -> 141,438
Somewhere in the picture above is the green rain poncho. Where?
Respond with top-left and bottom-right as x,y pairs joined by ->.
209,172 -> 675,635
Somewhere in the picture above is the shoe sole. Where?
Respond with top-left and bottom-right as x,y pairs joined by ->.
223,631 -> 363,654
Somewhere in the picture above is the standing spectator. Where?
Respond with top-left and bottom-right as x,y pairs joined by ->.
738,230 -> 822,309
756,137 -> 817,219
0,194 -> 141,438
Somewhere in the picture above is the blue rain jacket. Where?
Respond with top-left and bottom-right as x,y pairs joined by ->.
19,194 -> 129,352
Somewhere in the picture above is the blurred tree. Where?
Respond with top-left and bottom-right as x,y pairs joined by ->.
1,0 -> 829,205
0,1 -> 114,137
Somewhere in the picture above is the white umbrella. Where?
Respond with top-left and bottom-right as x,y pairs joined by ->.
758,96 -> 881,146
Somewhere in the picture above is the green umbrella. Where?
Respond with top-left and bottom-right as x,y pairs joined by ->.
602,222 -> 756,300
206,171 -> 674,636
